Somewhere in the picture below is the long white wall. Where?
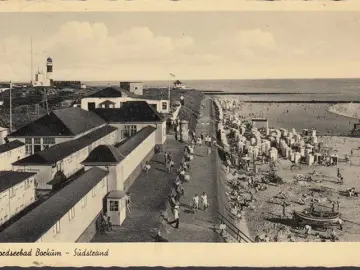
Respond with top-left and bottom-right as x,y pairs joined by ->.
0,175 -> 36,226
120,130 -> 156,183
36,176 -> 108,243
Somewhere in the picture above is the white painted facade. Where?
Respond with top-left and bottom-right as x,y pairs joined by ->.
0,175 -> 36,226
36,176 -> 108,243
120,82 -> 143,96
12,129 -> 117,190
110,121 -> 166,145
0,145 -> 26,171
81,97 -> 170,114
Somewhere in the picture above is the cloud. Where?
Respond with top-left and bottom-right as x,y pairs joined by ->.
209,29 -> 278,61
0,21 -> 198,81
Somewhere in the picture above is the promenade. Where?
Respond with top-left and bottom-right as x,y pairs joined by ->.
165,98 -> 220,242
92,98 -> 220,242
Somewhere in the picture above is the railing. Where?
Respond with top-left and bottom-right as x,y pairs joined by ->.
216,211 -> 253,243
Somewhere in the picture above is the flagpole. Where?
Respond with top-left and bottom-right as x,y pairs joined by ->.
168,76 -> 170,101
9,80 -> 13,132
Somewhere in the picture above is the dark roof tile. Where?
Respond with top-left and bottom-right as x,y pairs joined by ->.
82,145 -> 125,164
93,101 -> 163,123
8,108 -> 105,137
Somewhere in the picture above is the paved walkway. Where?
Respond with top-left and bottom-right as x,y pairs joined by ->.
165,98 -> 220,242
91,136 -> 184,242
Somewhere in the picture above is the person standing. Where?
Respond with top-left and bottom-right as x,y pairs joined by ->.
168,206 -> 180,229
164,152 -> 168,165
125,192 -> 131,213
207,145 -> 212,155
201,192 -> 208,211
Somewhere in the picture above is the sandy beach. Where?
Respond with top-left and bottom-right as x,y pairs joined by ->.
215,97 -> 360,242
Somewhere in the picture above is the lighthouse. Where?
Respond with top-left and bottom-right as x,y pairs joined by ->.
46,57 -> 53,80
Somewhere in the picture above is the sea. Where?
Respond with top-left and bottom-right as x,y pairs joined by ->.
85,78 -> 360,136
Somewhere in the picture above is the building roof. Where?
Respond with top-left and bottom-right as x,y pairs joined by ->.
0,171 -> 36,194
12,125 -> 117,166
92,101 -> 163,123
82,145 -> 125,165
87,87 -> 137,98
82,126 -> 156,165
0,167 -> 108,243
117,125 -> 156,157
8,108 -> 106,137
0,140 -> 25,154
107,190 -> 126,199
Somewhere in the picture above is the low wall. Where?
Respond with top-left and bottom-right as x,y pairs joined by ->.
123,147 -> 155,191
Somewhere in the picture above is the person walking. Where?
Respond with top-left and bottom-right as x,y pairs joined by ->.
168,206 -> 180,229
207,145 -> 212,155
201,192 -> 208,211
192,194 -> 199,212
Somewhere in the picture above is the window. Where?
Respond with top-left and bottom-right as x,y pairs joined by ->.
53,221 -> 61,235
24,179 -> 30,189
68,207 -> 76,220
101,178 -> 105,188
123,125 -> 137,138
25,138 -> 32,155
33,138 -> 41,153
9,187 -> 15,198
92,188 -> 96,197
81,196 -> 87,208
162,102 -> 168,110
110,200 -> 119,211
88,102 -> 96,110
43,137 -> 55,148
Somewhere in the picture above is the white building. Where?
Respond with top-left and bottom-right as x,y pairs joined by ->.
0,171 -> 36,226
0,127 -> 158,242
32,57 -> 53,87
92,101 -> 167,144
0,140 -> 26,171
82,125 -> 157,191
81,87 -> 170,114
7,107 -> 106,155
12,125 -> 117,190
0,167 -> 108,242
120,82 -> 143,96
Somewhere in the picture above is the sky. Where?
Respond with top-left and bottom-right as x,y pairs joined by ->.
1,11 -> 360,81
